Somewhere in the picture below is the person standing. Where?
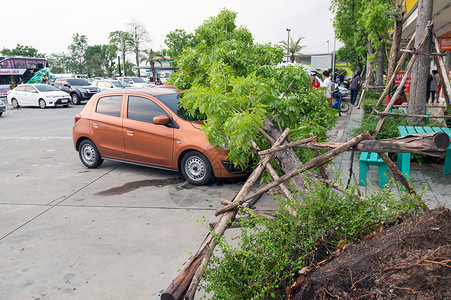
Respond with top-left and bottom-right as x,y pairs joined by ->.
322,71 -> 333,108
309,73 -> 320,88
430,70 -> 439,104
350,71 -> 361,105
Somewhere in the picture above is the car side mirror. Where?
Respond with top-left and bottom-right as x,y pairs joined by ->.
64,84 -> 70,87
153,115 -> 170,125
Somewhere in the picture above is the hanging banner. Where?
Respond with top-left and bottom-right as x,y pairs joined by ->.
440,37 -> 451,51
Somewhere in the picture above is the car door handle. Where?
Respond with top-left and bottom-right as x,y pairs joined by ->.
124,129 -> 134,136
92,122 -> 99,128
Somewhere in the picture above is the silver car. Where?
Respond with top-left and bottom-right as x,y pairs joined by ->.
0,98 -> 6,116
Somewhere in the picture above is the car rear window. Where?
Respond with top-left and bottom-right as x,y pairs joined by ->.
66,79 -> 90,86
96,95 -> 122,117
35,85 -> 59,92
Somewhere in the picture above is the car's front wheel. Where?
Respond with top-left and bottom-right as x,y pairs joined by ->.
11,98 -> 19,108
71,93 -> 80,105
181,151 -> 214,185
39,99 -> 47,109
79,139 -> 103,168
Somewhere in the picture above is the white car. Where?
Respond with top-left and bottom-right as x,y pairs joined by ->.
7,84 -> 71,109
117,76 -> 151,88
92,79 -> 132,91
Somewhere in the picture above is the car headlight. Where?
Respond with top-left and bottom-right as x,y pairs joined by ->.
79,88 -> 88,92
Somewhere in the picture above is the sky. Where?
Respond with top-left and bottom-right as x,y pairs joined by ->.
3,0 -> 340,57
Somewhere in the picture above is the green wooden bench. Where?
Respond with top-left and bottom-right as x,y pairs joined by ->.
359,152 -> 388,187
397,126 -> 451,179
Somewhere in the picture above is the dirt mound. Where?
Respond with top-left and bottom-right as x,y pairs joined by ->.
293,207 -> 451,299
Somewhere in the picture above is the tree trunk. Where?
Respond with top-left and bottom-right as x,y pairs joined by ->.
366,41 -> 374,85
387,0 -> 405,82
262,118 -> 306,192
408,0 -> 433,124
376,43 -> 385,92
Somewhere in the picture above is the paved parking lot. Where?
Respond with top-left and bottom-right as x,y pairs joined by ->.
0,100 -> 269,299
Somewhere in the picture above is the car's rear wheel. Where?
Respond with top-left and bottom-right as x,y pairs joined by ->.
39,99 -> 47,109
71,93 -> 80,105
79,139 -> 103,168
11,98 -> 19,108
181,151 -> 214,185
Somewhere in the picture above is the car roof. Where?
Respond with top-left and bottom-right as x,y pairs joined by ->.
98,87 -> 177,97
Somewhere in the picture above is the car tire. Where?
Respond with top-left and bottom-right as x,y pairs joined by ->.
0,112 -> 2,116
79,139 -> 103,168
71,93 -> 80,105
39,99 -> 47,109
181,151 -> 214,185
11,98 -> 19,108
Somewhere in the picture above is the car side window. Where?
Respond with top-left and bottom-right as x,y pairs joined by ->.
25,86 -> 36,93
127,96 -> 168,124
16,85 -> 26,91
96,95 -> 123,117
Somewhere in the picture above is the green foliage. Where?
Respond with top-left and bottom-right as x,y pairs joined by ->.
67,33 -> 89,74
201,177 -> 425,300
1,44 -> 43,57
172,9 -> 337,167
165,29 -> 199,58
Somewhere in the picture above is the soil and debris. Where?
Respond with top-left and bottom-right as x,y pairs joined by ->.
293,207 -> 451,299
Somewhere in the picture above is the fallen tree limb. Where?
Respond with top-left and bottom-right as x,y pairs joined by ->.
299,132 -> 449,158
215,131 -> 371,216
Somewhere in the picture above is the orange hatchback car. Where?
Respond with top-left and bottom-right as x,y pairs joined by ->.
73,88 -> 247,185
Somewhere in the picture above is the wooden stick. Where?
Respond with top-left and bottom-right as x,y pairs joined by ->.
360,132 -> 428,211
400,49 -> 445,56
375,33 -> 416,106
215,131 -> 371,216
257,136 -> 318,156
313,149 -> 329,180
182,128 -> 291,300
373,22 -> 433,137
432,31 -> 451,111
371,106 -> 451,118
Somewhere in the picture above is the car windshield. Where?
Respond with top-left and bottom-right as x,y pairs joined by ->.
155,93 -> 204,121
34,85 -> 60,92
66,79 -> 90,86
131,77 -> 146,83
113,81 -> 130,88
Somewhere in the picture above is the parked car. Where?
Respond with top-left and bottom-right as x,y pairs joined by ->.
117,76 -> 151,88
72,88 -> 248,185
0,99 -> 6,116
92,79 -> 131,91
53,78 -> 100,105
7,84 -> 71,109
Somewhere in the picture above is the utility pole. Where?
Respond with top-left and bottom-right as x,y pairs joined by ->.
408,0 -> 433,124
286,28 -> 291,63
118,56 -> 121,77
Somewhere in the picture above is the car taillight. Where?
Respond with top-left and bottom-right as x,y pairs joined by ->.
75,114 -> 81,123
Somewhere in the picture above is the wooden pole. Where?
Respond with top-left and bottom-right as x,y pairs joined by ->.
180,129 -> 291,300
373,23 -> 433,137
431,32 -> 451,111
215,131 -> 371,216
375,33 -> 416,106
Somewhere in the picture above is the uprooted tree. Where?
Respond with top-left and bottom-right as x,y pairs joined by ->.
170,8 -> 337,190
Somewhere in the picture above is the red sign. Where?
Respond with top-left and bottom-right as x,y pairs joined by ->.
395,71 -> 411,97
440,37 -> 451,51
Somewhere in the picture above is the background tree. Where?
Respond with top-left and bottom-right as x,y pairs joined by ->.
279,36 -> 305,63
109,30 -> 134,76
1,44 -> 43,57
101,44 -> 117,77
67,33 -> 88,74
84,45 -> 105,77
140,49 -> 164,81
171,9 -> 336,167
127,19 -> 150,77
164,29 -> 199,59
47,53 -> 70,73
